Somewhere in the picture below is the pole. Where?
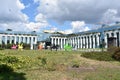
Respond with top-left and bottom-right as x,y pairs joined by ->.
101,24 -> 105,52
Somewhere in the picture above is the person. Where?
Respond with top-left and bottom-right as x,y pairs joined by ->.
38,44 -> 43,50
11,44 -> 17,49
64,43 -> 72,51
50,44 -> 58,51
18,43 -> 23,51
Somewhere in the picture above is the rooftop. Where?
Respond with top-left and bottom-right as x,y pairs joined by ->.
0,30 -> 37,36
74,23 -> 120,35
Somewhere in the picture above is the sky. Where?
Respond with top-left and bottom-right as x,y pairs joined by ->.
0,0 -> 120,34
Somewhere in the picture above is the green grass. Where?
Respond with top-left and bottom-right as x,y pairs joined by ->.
0,50 -> 120,80
84,68 -> 120,80
81,51 -> 115,61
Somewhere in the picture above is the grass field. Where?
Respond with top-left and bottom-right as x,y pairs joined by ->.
0,50 -> 120,80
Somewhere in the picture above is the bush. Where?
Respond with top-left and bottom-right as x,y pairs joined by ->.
0,44 -> 5,49
0,64 -> 13,73
107,46 -> 119,53
72,64 -> 79,68
0,48 -> 4,50
72,60 -> 80,68
0,55 -> 33,70
46,62 -> 56,71
6,44 -> 12,49
3,56 -> 19,64
23,43 -> 30,50
41,57 -> 47,65
81,52 -> 115,61
38,56 -> 47,65
112,47 -> 120,61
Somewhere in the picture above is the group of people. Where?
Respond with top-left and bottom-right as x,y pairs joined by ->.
50,43 -> 72,51
38,43 -> 72,51
11,43 -> 23,50
11,43 -> 73,51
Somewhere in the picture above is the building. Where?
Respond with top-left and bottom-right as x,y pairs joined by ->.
1,22 -> 120,50
50,23 -> 120,49
0,30 -> 37,49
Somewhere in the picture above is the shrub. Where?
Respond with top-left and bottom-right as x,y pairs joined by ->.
3,56 -> 19,64
0,44 -> 5,49
23,43 -> 30,50
72,60 -> 80,68
107,46 -> 119,53
41,57 -> 47,65
72,63 -> 79,68
5,44 -> 12,49
46,63 -> 56,71
45,61 -> 56,71
0,64 -> 13,73
112,47 -> 120,61
0,48 -> 4,50
0,55 -> 33,70
81,52 -> 115,61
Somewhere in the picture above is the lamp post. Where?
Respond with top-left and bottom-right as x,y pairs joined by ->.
100,24 -> 105,52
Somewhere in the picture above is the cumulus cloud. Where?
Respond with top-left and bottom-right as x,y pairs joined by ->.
34,0 -> 120,23
26,22 -> 48,32
64,29 -> 73,34
26,13 -> 49,32
101,9 -> 120,24
0,21 -> 49,32
0,0 -> 49,32
64,21 -> 90,34
0,0 -> 30,31
50,27 -> 58,31
35,13 -> 47,23
0,0 -> 28,23
72,21 -> 90,32
2,0 -> 120,33
0,22 -> 28,31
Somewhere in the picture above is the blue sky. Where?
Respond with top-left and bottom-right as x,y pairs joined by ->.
20,0 -> 74,32
21,0 -> 38,22
0,0 -> 120,34
21,0 -> 74,32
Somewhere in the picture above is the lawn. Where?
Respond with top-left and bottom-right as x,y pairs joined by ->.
0,50 -> 120,80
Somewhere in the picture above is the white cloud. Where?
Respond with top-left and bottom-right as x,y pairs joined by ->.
27,13 -> 49,32
72,21 -> 85,29
71,21 -> 90,32
64,29 -> 73,34
2,0 -> 120,33
101,9 -> 120,24
50,27 -> 58,31
64,21 -> 90,34
35,13 -> 47,23
0,21 -> 49,32
0,0 -> 30,31
16,0 -> 25,9
0,0 -> 28,23
26,22 -> 48,32
0,0 -> 49,32
34,0 -> 120,23
0,22 -> 28,31
34,0 -> 120,32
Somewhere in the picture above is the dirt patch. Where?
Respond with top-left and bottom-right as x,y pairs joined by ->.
78,54 -> 120,69
69,54 -> 120,73
67,66 -> 96,73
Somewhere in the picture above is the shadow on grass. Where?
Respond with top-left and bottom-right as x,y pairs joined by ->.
0,72 -> 26,80
0,64 -> 26,80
